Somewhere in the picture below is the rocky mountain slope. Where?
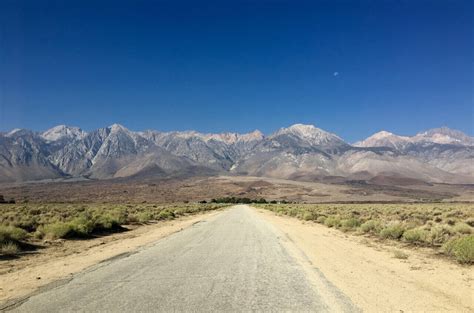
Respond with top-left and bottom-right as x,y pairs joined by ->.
0,124 -> 472,184
354,127 -> 474,177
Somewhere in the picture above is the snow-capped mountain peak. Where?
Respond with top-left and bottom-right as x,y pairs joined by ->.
6,128 -> 24,137
274,124 -> 346,146
165,129 -> 264,145
357,127 -> 474,149
204,130 -> 264,144
1,123 -> 473,184
285,124 -> 320,136
354,131 -> 411,149
414,127 -> 474,145
108,123 -> 129,133
41,125 -> 87,142
238,130 -> 264,142
370,130 -> 395,139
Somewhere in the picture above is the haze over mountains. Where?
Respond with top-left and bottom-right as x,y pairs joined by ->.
1,124 -> 472,184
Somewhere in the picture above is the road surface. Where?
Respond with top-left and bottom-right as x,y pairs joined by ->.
8,205 -> 357,312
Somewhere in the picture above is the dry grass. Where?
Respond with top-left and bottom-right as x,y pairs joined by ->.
0,202 -> 227,256
393,250 -> 409,259
0,225 -> 27,256
256,203 -> 474,264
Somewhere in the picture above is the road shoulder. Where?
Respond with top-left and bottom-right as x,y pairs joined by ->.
0,209 -> 223,307
254,207 -> 473,312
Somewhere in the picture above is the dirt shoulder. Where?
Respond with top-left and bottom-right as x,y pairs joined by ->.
0,210 -> 223,305
255,207 -> 473,312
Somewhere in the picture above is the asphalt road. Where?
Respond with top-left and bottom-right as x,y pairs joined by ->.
9,205 -> 356,312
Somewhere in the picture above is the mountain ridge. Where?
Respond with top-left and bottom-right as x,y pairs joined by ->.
1,124 -> 472,184
355,127 -> 474,148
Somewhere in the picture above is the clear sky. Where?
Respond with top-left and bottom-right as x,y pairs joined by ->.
1,0 -> 472,142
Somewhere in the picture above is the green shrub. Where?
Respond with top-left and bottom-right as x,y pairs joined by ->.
403,228 -> 429,244
287,208 -> 299,217
0,225 -> 27,242
340,218 -> 360,231
69,216 -> 95,236
316,216 -> 326,224
442,235 -> 474,264
0,203 -> 227,250
110,209 -> 127,224
380,223 -> 405,239
210,197 -> 268,204
94,214 -> 121,230
41,222 -> 73,239
423,226 -> 452,246
452,223 -> 472,235
360,220 -> 382,233
324,216 -> 341,228
1,242 -> 20,255
136,212 -> 154,223
0,225 -> 26,255
158,210 -> 175,220
302,211 -> 315,221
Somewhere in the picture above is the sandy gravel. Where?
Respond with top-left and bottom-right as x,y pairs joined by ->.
255,207 -> 473,312
0,210 -> 223,306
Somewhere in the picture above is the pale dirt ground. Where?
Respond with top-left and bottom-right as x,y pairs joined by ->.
255,207 -> 473,313
0,210 -> 223,305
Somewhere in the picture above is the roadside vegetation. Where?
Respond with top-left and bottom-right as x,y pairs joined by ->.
0,195 -> 15,204
256,203 -> 474,264
208,197 -> 290,204
0,203 -> 227,256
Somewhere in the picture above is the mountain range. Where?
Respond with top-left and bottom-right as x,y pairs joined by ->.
1,124 -> 472,184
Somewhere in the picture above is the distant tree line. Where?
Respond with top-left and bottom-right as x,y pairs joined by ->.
0,195 -> 15,204
198,197 -> 290,204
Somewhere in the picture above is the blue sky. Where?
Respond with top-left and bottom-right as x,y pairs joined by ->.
0,0 -> 472,142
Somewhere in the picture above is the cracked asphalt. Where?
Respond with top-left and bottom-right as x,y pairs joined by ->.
8,205 -> 356,312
